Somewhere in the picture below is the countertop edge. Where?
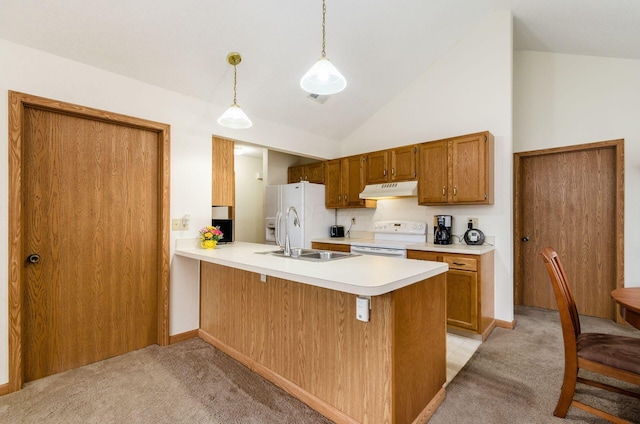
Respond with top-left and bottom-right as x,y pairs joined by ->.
175,243 -> 448,296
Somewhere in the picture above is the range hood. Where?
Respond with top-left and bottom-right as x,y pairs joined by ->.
359,181 -> 418,200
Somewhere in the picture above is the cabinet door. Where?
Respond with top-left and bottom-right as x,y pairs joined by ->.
447,270 -> 478,331
366,151 -> 389,184
287,165 -> 305,183
325,159 -> 343,208
343,155 -> 367,207
391,146 -> 417,182
306,162 -> 325,184
451,133 -> 489,203
418,140 -> 448,204
212,137 -> 235,207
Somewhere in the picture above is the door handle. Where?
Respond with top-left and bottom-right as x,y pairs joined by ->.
27,254 -> 40,264
521,236 -> 530,242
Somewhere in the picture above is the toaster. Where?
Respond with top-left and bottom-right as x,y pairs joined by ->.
330,225 -> 345,238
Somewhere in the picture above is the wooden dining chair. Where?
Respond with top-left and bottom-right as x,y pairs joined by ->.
540,247 -> 640,423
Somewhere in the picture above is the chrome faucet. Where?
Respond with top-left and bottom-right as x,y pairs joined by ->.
284,206 -> 300,256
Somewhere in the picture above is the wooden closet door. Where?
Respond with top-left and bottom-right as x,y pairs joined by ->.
22,107 -> 159,381
517,146 -> 617,319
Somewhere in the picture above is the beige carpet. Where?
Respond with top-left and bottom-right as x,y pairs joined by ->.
0,339 -> 332,423
431,306 -> 640,424
1,306 -> 639,423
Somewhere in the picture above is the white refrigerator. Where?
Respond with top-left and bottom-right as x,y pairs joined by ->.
264,182 -> 334,249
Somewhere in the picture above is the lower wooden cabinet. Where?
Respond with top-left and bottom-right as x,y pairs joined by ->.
407,249 -> 495,340
311,242 -> 351,252
446,269 -> 478,331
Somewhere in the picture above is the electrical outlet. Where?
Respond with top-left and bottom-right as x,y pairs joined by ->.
172,218 -> 188,231
468,218 -> 479,229
351,217 -> 356,225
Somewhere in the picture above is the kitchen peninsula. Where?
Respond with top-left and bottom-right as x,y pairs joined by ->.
175,241 -> 449,424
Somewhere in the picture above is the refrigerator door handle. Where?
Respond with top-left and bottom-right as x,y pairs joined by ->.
275,211 -> 282,249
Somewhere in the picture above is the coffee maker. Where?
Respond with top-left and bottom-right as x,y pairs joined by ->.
433,215 -> 453,245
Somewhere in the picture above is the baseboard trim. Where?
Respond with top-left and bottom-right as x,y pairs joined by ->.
495,318 -> 516,330
0,382 -> 9,396
169,329 -> 199,345
411,387 -> 446,424
198,329 -> 360,424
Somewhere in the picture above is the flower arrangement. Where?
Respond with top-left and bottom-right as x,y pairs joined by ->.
199,225 -> 224,248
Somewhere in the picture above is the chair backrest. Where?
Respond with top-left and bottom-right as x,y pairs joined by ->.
540,247 -> 581,350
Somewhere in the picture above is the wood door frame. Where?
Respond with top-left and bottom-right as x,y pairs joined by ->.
513,139 -> 624,322
7,91 -> 171,393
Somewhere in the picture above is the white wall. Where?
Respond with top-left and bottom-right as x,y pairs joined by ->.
514,51 -> 640,288
340,11 -> 514,322
0,39 -> 341,385
234,154 -> 265,243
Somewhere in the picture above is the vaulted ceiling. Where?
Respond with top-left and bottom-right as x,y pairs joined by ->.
1,0 -> 639,142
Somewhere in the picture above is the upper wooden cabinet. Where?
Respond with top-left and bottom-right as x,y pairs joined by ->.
287,162 -> 325,184
366,146 -> 417,184
287,165 -> 305,184
212,137 -> 235,207
324,156 -> 376,209
391,145 -> 418,181
418,132 -> 494,205
324,159 -> 343,208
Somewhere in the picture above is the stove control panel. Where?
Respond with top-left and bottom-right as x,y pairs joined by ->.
373,221 -> 427,235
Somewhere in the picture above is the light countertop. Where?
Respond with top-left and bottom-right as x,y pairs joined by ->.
175,240 -> 448,297
312,237 -> 495,255
405,242 -> 495,255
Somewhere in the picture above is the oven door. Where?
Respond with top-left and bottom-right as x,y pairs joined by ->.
350,245 -> 407,258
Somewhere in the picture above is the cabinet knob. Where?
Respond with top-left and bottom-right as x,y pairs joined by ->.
522,236 -> 530,242
383,169 -> 387,176
442,186 -> 446,196
391,168 -> 395,176
453,186 -> 457,196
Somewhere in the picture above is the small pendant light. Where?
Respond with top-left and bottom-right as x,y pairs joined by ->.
300,0 -> 346,95
218,52 -> 253,129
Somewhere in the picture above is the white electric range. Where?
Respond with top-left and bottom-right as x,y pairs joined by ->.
350,220 -> 427,258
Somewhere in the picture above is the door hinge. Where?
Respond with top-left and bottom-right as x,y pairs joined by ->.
484,135 -> 487,142
484,193 -> 488,199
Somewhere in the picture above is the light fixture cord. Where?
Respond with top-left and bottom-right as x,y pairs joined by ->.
233,64 -> 238,105
321,0 -> 326,58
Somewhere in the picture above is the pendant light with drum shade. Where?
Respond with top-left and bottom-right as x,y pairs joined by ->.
300,0 -> 346,95
217,52 -> 253,129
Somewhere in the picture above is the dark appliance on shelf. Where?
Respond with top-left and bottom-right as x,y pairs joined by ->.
433,215 -> 452,245
212,219 -> 234,244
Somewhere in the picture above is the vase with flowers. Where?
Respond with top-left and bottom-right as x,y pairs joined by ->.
199,225 -> 224,249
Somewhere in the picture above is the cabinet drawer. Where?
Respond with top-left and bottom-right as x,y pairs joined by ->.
407,250 -> 440,262
311,242 -> 351,252
443,255 -> 477,271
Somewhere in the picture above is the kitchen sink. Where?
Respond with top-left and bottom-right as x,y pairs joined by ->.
255,248 -> 357,262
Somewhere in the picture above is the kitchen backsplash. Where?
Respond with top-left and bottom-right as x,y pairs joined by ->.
335,198 -> 495,244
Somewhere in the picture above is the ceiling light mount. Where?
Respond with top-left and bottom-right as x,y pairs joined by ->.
226,52 -> 242,66
218,51 -> 252,129
300,0 -> 346,95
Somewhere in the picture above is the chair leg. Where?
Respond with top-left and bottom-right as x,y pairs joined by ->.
554,367 -> 578,418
